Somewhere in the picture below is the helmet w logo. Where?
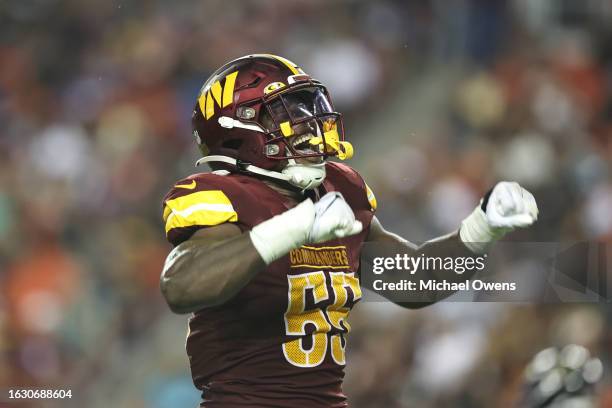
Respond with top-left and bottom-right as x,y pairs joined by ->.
198,71 -> 239,120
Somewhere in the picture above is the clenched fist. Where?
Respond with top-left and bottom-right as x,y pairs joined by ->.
309,192 -> 362,243
460,181 -> 539,253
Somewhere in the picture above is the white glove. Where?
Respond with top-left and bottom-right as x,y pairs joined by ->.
249,192 -> 362,264
460,181 -> 538,254
250,199 -> 315,264
309,192 -> 363,243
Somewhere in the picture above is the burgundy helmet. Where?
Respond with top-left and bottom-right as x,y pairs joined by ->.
192,54 -> 353,172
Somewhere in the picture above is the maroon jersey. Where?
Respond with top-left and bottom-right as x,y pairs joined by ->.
162,162 -> 377,407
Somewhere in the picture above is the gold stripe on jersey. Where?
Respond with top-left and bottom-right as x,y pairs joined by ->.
163,205 -> 172,222
365,183 -> 377,211
164,190 -> 237,233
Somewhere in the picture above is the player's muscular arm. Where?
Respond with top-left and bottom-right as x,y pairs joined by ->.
161,224 -> 265,314
365,216 -> 476,308
364,182 -> 539,308
161,191 -> 363,314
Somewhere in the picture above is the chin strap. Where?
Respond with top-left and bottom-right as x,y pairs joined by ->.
283,158 -> 326,191
196,155 -> 291,182
196,155 -> 325,191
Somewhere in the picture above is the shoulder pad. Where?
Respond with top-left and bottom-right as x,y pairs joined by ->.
162,173 -> 239,246
325,162 -> 377,212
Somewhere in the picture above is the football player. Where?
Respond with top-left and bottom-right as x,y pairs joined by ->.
160,54 -> 538,407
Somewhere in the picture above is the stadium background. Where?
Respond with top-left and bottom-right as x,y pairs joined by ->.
1,0 -> 611,406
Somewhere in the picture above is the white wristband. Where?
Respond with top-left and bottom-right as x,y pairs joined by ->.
459,205 -> 509,254
249,199 -> 315,264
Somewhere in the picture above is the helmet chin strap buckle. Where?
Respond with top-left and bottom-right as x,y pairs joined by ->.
235,159 -> 251,173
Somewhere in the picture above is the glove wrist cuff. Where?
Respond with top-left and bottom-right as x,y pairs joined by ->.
250,199 -> 315,264
459,205 -> 507,254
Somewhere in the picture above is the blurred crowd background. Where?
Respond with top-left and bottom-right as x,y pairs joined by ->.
1,0 -> 611,407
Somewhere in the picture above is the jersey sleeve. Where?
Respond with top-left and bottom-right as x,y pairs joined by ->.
162,175 -> 239,246
326,162 -> 377,213
364,182 -> 377,212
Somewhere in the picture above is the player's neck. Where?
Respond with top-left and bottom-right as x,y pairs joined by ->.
261,179 -> 305,202
261,178 -> 322,205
